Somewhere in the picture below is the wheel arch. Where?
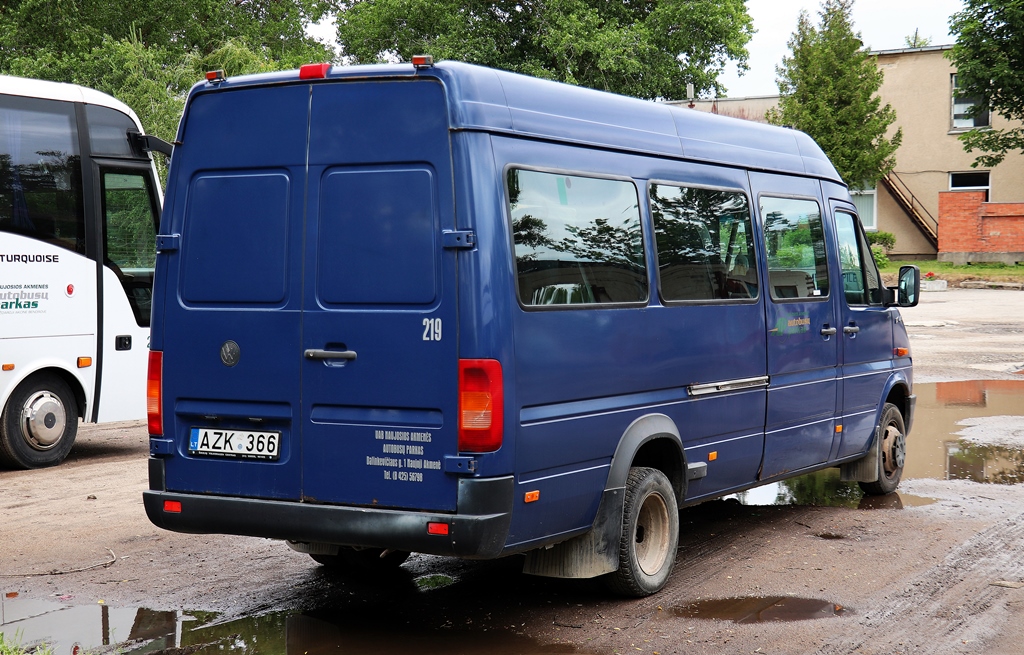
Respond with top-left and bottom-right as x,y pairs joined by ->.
2,366 -> 87,421
606,414 -> 686,504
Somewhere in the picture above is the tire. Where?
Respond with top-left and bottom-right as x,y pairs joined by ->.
859,403 -> 906,496
604,466 -> 680,597
0,374 -> 79,469
310,547 -> 410,571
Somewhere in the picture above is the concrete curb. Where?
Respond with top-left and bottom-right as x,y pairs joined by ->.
959,281 -> 1024,290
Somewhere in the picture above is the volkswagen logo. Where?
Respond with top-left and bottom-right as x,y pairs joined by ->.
220,340 -> 241,367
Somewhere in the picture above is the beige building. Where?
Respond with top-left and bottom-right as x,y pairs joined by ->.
670,46 -> 1024,260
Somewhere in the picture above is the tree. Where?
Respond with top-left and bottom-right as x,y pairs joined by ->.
903,29 -> 931,48
766,0 -> 902,191
948,0 -> 1024,167
0,1 -> 337,146
334,0 -> 755,99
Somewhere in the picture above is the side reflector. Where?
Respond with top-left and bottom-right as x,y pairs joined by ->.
299,63 -> 331,79
708,451 -> 718,462
411,54 -> 434,68
835,424 -> 844,433
458,359 -> 503,452
427,522 -> 449,535
163,500 -> 182,513
894,347 -> 910,357
77,357 -> 92,368
524,490 -> 540,503
147,350 -> 163,436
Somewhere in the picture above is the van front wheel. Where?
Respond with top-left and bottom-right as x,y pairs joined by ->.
859,403 -> 906,496
604,466 -> 679,597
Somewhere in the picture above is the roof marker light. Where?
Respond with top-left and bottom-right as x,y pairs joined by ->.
412,55 -> 434,69
299,63 -> 331,80
205,70 -> 226,84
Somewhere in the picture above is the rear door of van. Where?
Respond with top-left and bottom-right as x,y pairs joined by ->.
300,80 -> 460,511
161,78 -> 460,512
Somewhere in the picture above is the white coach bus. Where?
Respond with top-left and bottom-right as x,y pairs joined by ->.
0,75 -> 168,468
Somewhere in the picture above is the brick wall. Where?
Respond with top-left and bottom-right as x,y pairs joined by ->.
937,191 -> 1024,264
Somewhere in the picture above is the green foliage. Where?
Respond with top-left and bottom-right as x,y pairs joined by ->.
335,0 -> 755,99
0,1 -> 337,150
866,230 -> 896,251
947,0 -> 1024,167
870,244 -> 889,268
0,632 -> 52,655
766,0 -> 902,191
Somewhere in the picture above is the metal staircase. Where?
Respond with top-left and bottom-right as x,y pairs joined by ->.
878,171 -> 939,248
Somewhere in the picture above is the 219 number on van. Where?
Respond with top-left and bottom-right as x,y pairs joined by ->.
422,318 -> 442,341
189,428 -> 280,460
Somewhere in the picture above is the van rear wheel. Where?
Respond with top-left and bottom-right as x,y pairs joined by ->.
0,374 -> 78,469
604,466 -> 679,597
859,403 -> 906,496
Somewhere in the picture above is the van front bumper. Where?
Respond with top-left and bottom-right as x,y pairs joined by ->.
144,460 -> 513,559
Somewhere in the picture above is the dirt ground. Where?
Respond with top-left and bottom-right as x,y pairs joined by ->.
2,287 -> 1024,655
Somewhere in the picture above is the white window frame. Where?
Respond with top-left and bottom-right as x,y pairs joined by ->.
850,188 -> 877,231
951,73 -> 990,131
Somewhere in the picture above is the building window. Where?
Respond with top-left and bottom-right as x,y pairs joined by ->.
952,74 -> 990,130
850,189 -> 877,231
950,171 -> 990,201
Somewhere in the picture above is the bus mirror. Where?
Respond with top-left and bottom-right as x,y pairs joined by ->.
897,265 -> 920,308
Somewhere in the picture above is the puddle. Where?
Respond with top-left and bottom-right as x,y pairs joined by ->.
666,596 -> 846,623
0,593 -> 591,655
729,380 -> 1024,508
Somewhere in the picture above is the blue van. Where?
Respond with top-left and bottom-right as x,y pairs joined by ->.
144,60 -> 920,596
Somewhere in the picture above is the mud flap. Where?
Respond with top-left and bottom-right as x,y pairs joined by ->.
840,425 -> 881,483
522,488 -> 623,578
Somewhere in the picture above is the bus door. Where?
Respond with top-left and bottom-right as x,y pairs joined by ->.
299,80 -> 461,511
830,200 -> 893,457
750,173 -> 839,478
94,161 -> 159,422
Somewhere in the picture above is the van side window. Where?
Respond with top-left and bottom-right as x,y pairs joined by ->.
507,168 -> 647,306
835,210 -> 883,305
650,184 -> 757,301
761,197 -> 830,300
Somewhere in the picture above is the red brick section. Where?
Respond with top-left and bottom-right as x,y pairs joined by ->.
938,191 -> 1024,258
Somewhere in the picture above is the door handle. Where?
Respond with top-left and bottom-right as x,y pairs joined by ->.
304,349 -> 357,361
820,326 -> 837,336
843,325 -> 860,334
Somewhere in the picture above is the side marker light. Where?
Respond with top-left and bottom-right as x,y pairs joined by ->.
2,364 -> 13,371
708,451 -> 718,462
77,357 -> 92,368
894,347 -> 910,357
524,490 -> 540,503
836,425 -> 843,433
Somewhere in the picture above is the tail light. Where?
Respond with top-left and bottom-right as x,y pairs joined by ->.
147,350 -> 163,436
458,359 -> 503,452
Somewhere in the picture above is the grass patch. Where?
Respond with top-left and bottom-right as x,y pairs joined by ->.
414,574 -> 455,590
0,632 -> 51,655
879,260 -> 1024,285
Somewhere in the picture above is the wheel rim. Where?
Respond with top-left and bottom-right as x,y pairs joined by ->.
20,390 -> 67,451
635,490 -> 671,576
880,422 -> 906,478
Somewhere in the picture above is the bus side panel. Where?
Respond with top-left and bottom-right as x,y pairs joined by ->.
0,235 -> 98,413
96,265 -> 150,421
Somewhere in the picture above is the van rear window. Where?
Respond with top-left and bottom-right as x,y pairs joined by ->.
507,169 -> 647,307
650,184 -> 757,302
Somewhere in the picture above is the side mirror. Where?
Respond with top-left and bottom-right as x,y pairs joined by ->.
896,265 -> 920,307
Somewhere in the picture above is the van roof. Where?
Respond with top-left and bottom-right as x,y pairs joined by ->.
188,61 -> 843,184
0,74 -> 144,129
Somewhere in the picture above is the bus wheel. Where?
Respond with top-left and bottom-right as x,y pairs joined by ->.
0,374 -> 79,469
604,466 -> 679,597
859,403 -> 906,496
311,547 -> 410,571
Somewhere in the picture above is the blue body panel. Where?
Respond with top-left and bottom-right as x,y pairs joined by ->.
148,61 -> 910,561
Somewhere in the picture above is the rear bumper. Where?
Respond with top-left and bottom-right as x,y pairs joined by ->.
144,458 -> 514,558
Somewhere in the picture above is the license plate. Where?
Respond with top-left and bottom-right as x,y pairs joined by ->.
189,428 -> 280,460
